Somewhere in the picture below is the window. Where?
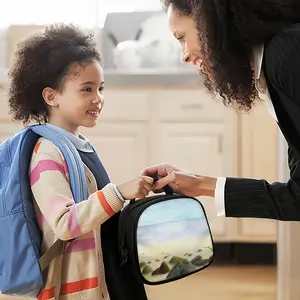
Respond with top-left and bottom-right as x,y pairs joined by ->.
1,0 -> 98,28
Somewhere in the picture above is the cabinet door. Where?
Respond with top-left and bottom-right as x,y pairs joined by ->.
80,87 -> 152,184
155,122 -> 234,240
80,122 -> 149,185
238,103 -> 278,242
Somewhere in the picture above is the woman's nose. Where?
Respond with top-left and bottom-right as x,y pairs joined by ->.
182,50 -> 191,63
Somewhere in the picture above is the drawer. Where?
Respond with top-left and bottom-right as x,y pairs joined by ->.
0,87 -> 151,123
101,89 -> 151,121
156,89 -> 224,122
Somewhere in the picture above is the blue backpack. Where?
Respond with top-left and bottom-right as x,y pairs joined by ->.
0,124 -> 88,298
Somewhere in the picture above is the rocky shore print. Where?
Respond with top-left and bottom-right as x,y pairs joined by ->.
137,198 -> 213,283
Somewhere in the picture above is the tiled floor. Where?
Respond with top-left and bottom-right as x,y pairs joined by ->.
146,265 -> 276,300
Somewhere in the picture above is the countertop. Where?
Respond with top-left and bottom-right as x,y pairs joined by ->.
0,68 -> 204,87
103,68 -> 203,86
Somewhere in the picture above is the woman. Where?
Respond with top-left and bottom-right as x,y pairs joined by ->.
142,0 -> 300,221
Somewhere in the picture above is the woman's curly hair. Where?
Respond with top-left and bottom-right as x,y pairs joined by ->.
161,0 -> 300,111
8,23 -> 101,124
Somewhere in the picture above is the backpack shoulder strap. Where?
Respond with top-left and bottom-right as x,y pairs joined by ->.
31,125 -> 88,202
30,125 -> 88,283
39,239 -> 64,271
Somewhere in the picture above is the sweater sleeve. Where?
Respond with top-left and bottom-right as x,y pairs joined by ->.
29,138 -> 124,240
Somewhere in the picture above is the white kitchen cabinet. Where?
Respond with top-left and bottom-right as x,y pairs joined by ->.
100,87 -> 278,243
155,122 -> 229,237
81,123 -> 150,185
99,88 -> 151,122
65,86 -> 240,241
155,88 -> 224,123
153,88 -> 238,241
0,23 -> 279,242
0,78 -> 279,243
80,88 -> 152,184
237,102 -> 278,242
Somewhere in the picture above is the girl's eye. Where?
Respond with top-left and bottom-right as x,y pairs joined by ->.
99,86 -> 104,92
83,87 -> 92,92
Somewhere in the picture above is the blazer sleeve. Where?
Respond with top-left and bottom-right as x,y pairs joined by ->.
224,27 -> 300,221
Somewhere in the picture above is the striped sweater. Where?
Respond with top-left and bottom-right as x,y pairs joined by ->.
29,137 -> 124,300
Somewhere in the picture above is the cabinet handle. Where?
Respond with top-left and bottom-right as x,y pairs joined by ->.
181,103 -> 204,110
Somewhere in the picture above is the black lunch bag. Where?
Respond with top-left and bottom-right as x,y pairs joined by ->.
118,188 -> 215,286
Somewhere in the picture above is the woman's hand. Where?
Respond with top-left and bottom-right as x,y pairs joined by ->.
141,164 -> 217,197
117,175 -> 154,200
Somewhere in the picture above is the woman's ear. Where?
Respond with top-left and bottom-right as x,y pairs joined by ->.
42,87 -> 58,107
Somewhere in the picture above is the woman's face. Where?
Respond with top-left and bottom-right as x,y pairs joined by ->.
167,4 -> 203,71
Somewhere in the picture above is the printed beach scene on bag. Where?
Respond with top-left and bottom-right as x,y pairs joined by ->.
136,198 -> 213,283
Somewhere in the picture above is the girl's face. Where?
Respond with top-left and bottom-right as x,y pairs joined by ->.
167,4 -> 213,80
42,60 -> 104,134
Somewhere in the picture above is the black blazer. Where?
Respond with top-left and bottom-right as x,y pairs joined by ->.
225,24 -> 300,221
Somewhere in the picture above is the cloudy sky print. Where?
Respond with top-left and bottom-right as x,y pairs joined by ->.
137,198 -> 210,247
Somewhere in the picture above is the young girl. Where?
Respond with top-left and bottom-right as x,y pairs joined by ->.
7,24 -> 152,300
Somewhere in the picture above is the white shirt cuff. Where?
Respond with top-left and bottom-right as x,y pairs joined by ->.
215,177 -> 226,216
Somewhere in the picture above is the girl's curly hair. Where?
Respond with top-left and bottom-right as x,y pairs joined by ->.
161,0 -> 300,111
8,23 -> 101,124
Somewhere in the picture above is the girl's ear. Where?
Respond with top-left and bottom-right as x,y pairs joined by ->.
42,87 -> 59,107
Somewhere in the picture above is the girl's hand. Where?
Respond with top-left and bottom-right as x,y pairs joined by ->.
117,176 -> 154,200
141,163 -> 217,197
